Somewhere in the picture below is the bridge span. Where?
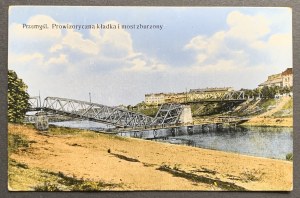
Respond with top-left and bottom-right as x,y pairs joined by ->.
28,97 -> 185,128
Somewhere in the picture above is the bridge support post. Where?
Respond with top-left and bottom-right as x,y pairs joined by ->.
35,113 -> 49,131
187,126 -> 194,135
171,128 -> 176,137
179,105 -> 193,125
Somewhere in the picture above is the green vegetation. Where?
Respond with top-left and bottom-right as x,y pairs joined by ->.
260,99 -> 276,111
8,70 -> 30,123
8,133 -> 30,155
286,153 -> 293,161
33,171 -> 121,191
273,98 -> 293,118
157,163 -> 246,191
191,102 -> 234,117
283,98 -> 293,110
130,102 -> 159,117
9,160 -> 121,191
47,125 -> 129,142
48,125 -> 86,136
240,170 -> 265,182
137,107 -> 159,117
242,86 -> 292,99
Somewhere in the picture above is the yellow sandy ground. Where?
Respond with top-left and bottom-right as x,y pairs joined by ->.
8,124 -> 292,191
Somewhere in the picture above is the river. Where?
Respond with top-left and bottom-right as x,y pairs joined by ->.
50,120 -> 292,160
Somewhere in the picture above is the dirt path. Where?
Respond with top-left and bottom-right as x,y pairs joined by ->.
8,124 -> 292,191
259,97 -> 290,117
243,96 -> 292,127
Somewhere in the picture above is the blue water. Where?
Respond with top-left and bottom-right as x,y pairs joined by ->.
171,126 -> 293,160
50,121 -> 292,160
50,120 -> 111,131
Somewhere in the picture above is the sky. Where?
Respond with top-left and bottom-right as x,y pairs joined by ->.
8,6 -> 292,106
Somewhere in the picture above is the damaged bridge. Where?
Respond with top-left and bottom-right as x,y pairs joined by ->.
28,97 -> 192,129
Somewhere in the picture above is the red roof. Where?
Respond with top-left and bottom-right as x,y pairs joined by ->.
282,68 -> 293,76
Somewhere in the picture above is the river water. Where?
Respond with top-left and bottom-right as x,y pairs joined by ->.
167,126 -> 293,160
50,120 -> 292,160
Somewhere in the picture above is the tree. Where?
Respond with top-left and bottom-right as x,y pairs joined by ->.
8,70 -> 30,123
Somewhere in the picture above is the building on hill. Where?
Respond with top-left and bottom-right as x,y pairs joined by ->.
144,93 -> 166,105
282,68 -> 293,87
144,87 -> 234,105
190,87 -> 233,93
259,68 -> 293,88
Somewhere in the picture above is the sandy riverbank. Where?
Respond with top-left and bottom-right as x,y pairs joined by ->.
8,124 -> 292,191
242,117 -> 292,127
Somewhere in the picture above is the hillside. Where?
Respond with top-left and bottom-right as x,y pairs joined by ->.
238,96 -> 293,127
137,96 -> 293,127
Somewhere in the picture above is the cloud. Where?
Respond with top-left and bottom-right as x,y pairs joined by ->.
226,11 -> 271,41
8,9 -> 292,105
49,44 -> 63,53
9,53 -> 44,65
184,10 -> 292,73
45,54 -> 68,65
62,29 -> 99,55
90,20 -> 136,59
124,57 -> 168,72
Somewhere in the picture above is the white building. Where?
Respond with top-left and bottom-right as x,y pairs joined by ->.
145,93 -> 165,105
259,68 -> 293,88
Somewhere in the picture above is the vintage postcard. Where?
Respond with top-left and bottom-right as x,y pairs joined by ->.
8,6 -> 292,191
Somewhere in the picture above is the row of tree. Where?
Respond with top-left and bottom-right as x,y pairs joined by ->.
8,70 -> 30,123
241,86 -> 292,99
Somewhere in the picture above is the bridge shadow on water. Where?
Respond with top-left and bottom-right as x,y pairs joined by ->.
118,125 -> 249,148
168,126 -> 248,147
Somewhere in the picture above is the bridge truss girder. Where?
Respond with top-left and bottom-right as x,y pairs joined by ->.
28,96 -> 42,111
34,97 -> 185,128
187,91 -> 245,102
43,97 -> 154,128
222,91 -> 245,100
151,103 -> 183,126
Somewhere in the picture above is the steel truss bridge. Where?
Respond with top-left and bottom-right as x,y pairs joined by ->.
28,97 -> 184,128
189,90 -> 245,101
164,90 -> 246,104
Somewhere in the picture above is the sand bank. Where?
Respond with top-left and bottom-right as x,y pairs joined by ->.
8,124 -> 292,191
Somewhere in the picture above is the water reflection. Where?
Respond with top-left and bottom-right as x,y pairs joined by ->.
169,126 -> 292,160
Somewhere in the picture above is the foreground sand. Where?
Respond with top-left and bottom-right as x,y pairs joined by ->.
8,124 -> 292,191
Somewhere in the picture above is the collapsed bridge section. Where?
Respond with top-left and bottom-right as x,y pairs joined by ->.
28,97 -> 187,129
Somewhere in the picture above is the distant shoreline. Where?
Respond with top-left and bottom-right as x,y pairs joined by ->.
241,117 -> 292,127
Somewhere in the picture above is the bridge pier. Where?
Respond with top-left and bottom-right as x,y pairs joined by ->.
187,126 -> 194,135
35,113 -> 49,131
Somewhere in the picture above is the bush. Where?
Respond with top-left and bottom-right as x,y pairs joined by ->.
8,70 -> 30,123
286,153 -> 293,161
8,133 -> 29,154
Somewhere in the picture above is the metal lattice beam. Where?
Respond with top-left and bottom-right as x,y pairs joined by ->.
151,103 -> 183,126
27,96 -> 185,128
42,97 -> 154,128
187,91 -> 245,102
28,96 -> 42,111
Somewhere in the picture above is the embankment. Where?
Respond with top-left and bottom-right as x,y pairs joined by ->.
241,96 -> 293,127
